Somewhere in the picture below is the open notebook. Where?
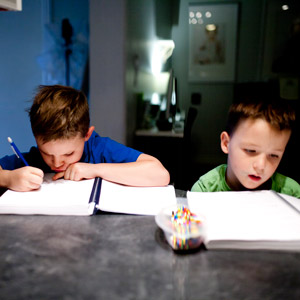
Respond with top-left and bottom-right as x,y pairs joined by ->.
0,174 -> 176,216
187,190 -> 300,252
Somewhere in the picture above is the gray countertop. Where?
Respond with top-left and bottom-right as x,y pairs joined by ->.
1,193 -> 300,299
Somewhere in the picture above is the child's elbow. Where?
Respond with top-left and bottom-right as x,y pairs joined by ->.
149,160 -> 170,186
160,168 -> 170,186
139,154 -> 170,186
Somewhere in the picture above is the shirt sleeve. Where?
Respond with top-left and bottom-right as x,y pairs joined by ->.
101,137 -> 142,163
0,147 -> 51,172
191,165 -> 231,192
272,173 -> 300,199
0,154 -> 24,170
191,178 -> 209,192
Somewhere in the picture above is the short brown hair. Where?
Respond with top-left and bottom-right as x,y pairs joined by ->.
226,98 -> 296,136
28,85 -> 90,143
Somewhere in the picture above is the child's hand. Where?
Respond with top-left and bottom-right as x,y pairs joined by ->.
52,163 -> 94,181
7,167 -> 44,192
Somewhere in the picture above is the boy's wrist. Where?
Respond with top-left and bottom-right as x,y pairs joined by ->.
83,163 -> 104,180
92,163 -> 105,179
0,169 -> 12,189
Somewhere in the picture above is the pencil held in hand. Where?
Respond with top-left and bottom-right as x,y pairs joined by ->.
7,137 -> 29,166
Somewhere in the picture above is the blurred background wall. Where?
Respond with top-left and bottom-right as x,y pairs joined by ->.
0,0 -> 299,185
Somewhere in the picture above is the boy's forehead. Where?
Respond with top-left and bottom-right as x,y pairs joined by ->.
233,118 -> 290,135
231,118 -> 291,147
36,135 -> 85,153
36,134 -> 83,144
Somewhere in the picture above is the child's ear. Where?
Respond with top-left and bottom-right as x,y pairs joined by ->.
220,131 -> 230,154
84,126 -> 95,141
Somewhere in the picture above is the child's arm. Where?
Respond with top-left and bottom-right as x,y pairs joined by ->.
0,165 -> 44,192
53,154 -> 170,187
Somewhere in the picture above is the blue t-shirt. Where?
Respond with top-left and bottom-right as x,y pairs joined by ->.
0,131 -> 142,172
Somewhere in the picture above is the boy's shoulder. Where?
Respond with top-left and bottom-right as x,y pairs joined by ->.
0,146 -> 50,172
83,131 -> 142,164
272,172 -> 300,198
201,164 -> 226,180
191,164 -> 231,192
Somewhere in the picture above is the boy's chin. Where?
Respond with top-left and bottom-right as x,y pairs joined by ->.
243,179 -> 271,191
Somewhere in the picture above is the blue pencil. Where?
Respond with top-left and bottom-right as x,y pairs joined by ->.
7,137 -> 29,166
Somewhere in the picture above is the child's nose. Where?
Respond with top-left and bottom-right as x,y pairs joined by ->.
253,155 -> 266,173
53,156 -> 64,168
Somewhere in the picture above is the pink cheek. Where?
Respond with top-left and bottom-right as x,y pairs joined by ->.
43,156 -> 50,164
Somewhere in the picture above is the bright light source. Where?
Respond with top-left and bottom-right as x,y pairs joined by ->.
196,12 -> 202,18
206,24 -> 217,31
151,93 -> 160,105
151,40 -> 175,75
205,11 -> 212,18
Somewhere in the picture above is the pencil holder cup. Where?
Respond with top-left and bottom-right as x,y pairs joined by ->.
155,204 -> 205,251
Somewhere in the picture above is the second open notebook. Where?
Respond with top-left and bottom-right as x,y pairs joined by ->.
187,190 -> 300,252
0,173 -> 176,216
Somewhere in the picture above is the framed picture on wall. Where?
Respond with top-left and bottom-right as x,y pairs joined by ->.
188,3 -> 239,82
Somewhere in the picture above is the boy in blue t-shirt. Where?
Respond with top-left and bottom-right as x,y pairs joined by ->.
191,98 -> 300,198
0,85 -> 170,192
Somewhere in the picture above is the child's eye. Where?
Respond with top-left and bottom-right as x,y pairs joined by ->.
244,149 -> 255,154
269,154 -> 279,159
65,152 -> 74,157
